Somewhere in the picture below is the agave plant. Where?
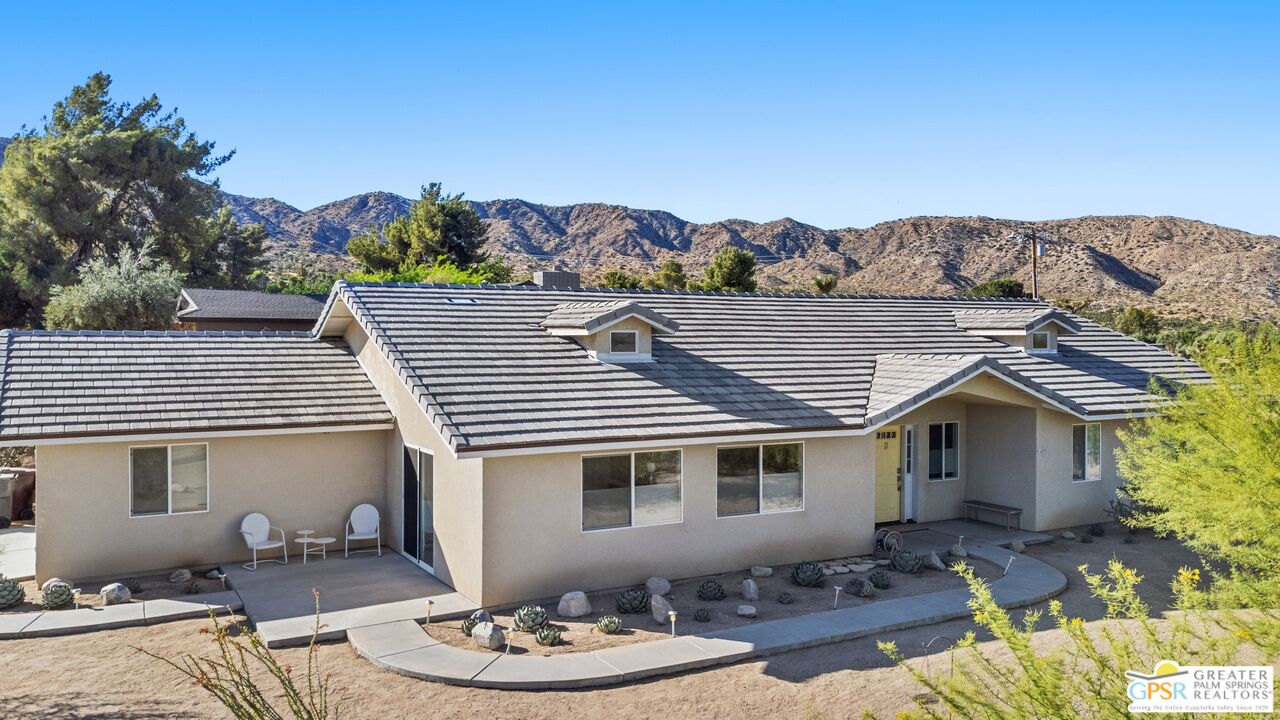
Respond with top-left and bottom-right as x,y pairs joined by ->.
595,614 -> 624,634
42,581 -> 73,609
696,579 -> 725,601
868,570 -> 891,590
693,608 -> 711,623
790,561 -> 825,588
182,582 -> 200,595
0,576 -> 25,609
615,588 -> 650,614
777,591 -> 794,605
890,550 -> 924,574
460,617 -> 479,636
534,626 -> 561,647
512,604 -> 549,631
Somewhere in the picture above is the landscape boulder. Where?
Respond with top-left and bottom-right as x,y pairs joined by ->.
470,609 -> 494,623
1061,530 -> 1077,540
471,622 -> 505,650
651,593 -> 674,624
737,605 -> 757,618
741,578 -> 759,601
1010,539 -> 1026,553
557,591 -> 592,618
169,569 -> 192,584
925,552 -> 948,571
949,543 -> 968,558
750,566 -> 773,578
645,577 -> 671,596
206,569 -> 223,580
99,583 -> 131,606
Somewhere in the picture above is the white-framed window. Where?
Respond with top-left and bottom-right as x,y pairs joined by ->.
927,422 -> 959,480
1072,423 -> 1102,482
716,442 -> 804,517
582,449 -> 682,531
609,330 -> 639,354
130,443 -> 209,517
1030,330 -> 1054,353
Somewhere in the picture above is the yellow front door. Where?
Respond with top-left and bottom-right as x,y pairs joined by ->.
874,426 -> 902,523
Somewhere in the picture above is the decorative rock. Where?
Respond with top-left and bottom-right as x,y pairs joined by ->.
651,593 -> 674,624
736,604 -> 757,618
750,566 -> 773,578
849,563 -> 877,573
831,566 -> 850,574
471,621 -> 505,650
1010,539 -> 1026,553
206,569 -> 223,579
847,576 -> 875,597
1061,531 -> 1076,540
925,551 -> 948,571
470,609 -> 494,623
40,578 -> 66,592
741,578 -> 759,601
949,543 -> 968,558
875,559 -> 891,566
169,569 -> 192,584
100,583 -> 131,605
645,577 -> 671,596
557,591 -> 592,618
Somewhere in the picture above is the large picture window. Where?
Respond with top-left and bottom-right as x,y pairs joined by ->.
130,443 -> 208,516
582,449 -> 682,531
717,443 -> 804,517
927,421 -> 959,480
1073,423 -> 1102,482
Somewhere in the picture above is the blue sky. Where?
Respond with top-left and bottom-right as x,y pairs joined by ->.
2,1 -> 1277,234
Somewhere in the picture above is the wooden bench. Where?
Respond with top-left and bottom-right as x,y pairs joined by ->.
962,500 -> 1023,531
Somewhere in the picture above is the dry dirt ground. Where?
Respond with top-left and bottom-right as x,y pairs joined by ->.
434,559 -> 995,656
4,571 -> 223,613
0,525 -> 1221,719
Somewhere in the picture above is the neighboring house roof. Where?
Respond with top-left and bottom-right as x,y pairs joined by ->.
952,307 -> 1081,334
323,283 -> 1210,454
176,289 -> 327,323
0,331 -> 392,442
540,300 -> 679,335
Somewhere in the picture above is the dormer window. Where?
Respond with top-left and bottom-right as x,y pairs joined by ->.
541,300 -> 679,364
610,330 -> 639,354
953,307 -> 1079,355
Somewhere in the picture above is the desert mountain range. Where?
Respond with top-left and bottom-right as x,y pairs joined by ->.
222,190 -> 1280,319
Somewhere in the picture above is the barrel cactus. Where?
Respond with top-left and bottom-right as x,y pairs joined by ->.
790,561 -> 826,588
0,576 -> 25,609
595,614 -> 623,634
42,581 -> 73,609
534,626 -> 561,647
694,608 -> 711,623
696,579 -> 726,601
777,591 -> 793,605
615,588 -> 650,614
890,550 -> 924,574
120,577 -> 143,594
513,604 -> 549,631
460,617 -> 479,636
868,570 -> 891,589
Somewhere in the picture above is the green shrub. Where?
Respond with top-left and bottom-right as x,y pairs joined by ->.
595,615 -> 623,634
790,561 -> 826,587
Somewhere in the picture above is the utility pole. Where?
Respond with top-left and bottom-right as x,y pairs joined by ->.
1011,229 -> 1045,299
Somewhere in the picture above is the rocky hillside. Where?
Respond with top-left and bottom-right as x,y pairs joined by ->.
222,191 -> 1280,319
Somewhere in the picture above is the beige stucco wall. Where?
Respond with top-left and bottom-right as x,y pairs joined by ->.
965,404 -> 1039,528
35,430 -> 386,583
894,397 -> 968,523
1034,411 -> 1126,529
478,435 -> 874,606
344,320 -> 486,601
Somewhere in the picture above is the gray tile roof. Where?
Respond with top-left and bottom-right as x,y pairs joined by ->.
952,307 -> 1082,333
540,301 -> 679,335
177,289 -> 327,322
328,283 -> 1210,453
0,331 -> 392,442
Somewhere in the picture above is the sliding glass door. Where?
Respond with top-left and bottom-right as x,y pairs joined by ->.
403,446 -> 434,572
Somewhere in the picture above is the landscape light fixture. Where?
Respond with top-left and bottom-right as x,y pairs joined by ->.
73,588 -> 82,609
425,598 -> 434,625
833,584 -> 844,609
668,610 -> 678,637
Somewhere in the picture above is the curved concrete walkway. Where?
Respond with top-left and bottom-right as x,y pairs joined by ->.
349,544 -> 1066,690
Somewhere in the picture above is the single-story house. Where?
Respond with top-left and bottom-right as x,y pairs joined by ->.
0,281 -> 1209,606
175,288 -> 327,331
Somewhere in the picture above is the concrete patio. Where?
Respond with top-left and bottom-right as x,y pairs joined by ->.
0,525 -> 36,580
888,519 -> 1053,557
223,551 -> 479,648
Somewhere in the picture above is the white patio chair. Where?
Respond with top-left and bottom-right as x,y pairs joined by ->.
239,512 -> 287,571
345,503 -> 382,558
